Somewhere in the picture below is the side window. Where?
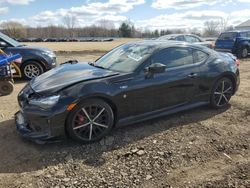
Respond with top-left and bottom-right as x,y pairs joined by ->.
193,50 -> 209,63
176,35 -> 185,41
247,32 -> 250,38
240,32 -> 247,38
185,36 -> 200,43
152,47 -> 193,68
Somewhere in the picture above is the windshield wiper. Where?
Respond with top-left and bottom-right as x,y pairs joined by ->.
88,62 -> 106,70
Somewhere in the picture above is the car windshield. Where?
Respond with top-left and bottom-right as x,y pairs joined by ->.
218,32 -> 237,40
0,32 -> 21,47
94,43 -> 156,73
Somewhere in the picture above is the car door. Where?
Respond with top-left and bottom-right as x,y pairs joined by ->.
148,47 -> 200,110
112,59 -> 157,119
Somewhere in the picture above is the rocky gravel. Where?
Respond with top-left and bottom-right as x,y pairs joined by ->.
0,54 -> 249,188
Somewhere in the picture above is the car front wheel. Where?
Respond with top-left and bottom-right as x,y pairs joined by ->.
66,99 -> 114,143
210,77 -> 234,109
22,61 -> 44,80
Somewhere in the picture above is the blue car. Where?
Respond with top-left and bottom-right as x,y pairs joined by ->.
215,30 -> 250,58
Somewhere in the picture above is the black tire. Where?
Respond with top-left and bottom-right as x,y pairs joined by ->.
0,81 -> 14,96
210,77 -> 234,109
66,98 -> 114,143
21,61 -> 44,80
237,47 -> 248,59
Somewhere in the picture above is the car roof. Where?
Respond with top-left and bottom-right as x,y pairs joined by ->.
159,33 -> 201,37
126,40 -> 211,52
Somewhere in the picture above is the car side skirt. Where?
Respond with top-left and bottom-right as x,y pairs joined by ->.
116,101 -> 209,127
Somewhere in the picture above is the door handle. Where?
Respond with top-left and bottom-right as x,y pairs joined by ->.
188,73 -> 198,78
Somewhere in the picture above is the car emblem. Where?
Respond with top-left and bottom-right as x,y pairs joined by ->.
120,85 -> 128,89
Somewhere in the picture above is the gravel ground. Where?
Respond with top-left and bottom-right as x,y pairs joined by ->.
0,53 -> 249,188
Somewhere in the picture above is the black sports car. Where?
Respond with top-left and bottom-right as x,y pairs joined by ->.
15,41 -> 240,144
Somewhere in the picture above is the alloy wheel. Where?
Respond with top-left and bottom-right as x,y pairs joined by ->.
24,64 -> 41,78
213,79 -> 233,107
72,105 -> 111,141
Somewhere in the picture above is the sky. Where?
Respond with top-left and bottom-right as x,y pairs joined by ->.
0,0 -> 250,30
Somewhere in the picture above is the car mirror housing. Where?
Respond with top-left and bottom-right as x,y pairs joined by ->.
148,63 -> 166,74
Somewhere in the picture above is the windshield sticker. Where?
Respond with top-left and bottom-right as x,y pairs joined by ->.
127,53 -> 142,61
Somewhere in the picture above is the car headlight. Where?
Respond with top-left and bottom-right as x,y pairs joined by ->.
29,95 -> 60,109
42,51 -> 55,58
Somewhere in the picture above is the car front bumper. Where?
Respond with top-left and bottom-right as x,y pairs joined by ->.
43,56 -> 57,70
15,110 -> 66,144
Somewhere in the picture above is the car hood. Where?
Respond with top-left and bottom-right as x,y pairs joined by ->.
17,45 -> 52,52
30,62 -> 119,93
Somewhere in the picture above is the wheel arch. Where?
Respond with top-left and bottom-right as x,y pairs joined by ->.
64,95 -> 118,134
217,72 -> 237,94
21,59 -> 46,71
64,95 -> 118,140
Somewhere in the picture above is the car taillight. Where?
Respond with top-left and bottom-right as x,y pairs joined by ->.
235,59 -> 240,67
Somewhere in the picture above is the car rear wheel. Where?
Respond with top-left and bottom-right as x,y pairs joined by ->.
210,77 -> 234,109
238,47 -> 248,58
66,99 -> 114,143
22,61 -> 44,80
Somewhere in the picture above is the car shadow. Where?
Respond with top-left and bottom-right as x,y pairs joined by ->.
0,105 -> 230,173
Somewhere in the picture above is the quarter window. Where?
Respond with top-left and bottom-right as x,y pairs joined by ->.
185,35 -> 201,43
152,47 -> 193,68
193,50 -> 208,63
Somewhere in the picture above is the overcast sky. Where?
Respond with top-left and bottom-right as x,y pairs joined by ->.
0,0 -> 250,30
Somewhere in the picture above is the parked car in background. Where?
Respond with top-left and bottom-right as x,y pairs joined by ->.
0,32 -> 57,79
215,30 -> 250,58
157,34 -> 214,49
15,41 -> 240,144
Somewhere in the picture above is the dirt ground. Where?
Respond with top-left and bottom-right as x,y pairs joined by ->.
0,51 -> 249,187
23,38 -> 141,53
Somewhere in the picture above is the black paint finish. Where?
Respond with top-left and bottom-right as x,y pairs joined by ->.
16,41 -> 240,143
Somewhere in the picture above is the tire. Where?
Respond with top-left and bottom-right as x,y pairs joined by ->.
21,61 -> 44,80
210,77 -> 234,109
237,47 -> 248,59
66,99 -> 114,143
0,81 -> 14,96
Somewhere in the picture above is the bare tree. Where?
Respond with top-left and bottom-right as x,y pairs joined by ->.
0,21 -> 27,38
203,20 -> 220,37
62,15 -> 77,38
220,17 -> 229,33
96,19 -> 115,30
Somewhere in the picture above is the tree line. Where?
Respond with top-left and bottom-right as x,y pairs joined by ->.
0,16 -> 234,39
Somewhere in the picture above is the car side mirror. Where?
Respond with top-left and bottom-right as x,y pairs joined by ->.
0,41 -> 8,48
148,63 -> 166,74
145,63 -> 166,79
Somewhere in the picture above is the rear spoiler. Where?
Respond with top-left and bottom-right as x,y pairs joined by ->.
225,53 -> 237,61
